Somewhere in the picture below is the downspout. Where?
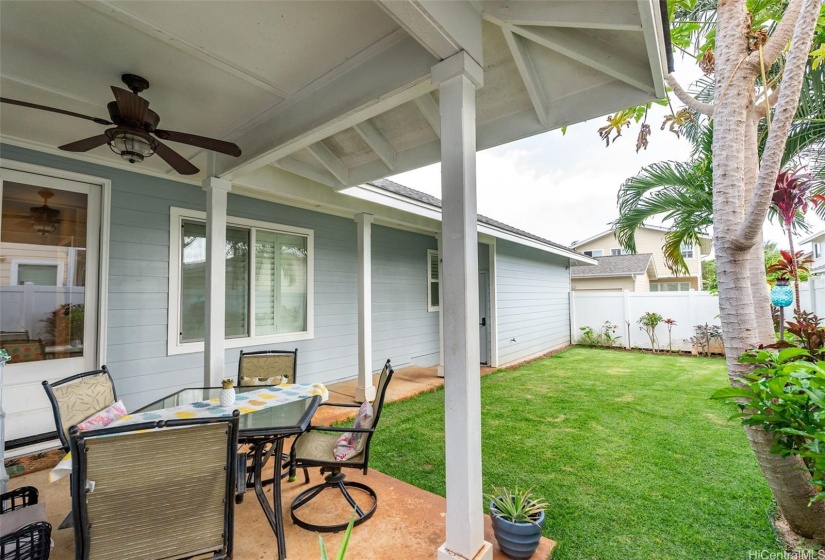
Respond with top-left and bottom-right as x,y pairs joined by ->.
659,0 -> 675,73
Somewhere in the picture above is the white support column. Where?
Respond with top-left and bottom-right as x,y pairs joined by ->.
355,213 -> 375,403
488,239 -> 499,368
436,232 -> 445,378
434,51 -> 493,560
203,176 -> 232,387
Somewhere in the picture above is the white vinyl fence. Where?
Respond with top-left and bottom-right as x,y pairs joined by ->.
0,285 -> 85,338
570,291 -> 721,352
798,277 -> 825,317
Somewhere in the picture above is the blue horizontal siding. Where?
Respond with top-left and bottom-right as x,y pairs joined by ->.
496,240 -> 571,366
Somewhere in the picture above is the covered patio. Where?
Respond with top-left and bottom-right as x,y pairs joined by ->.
1,2 -> 668,558
7,364 -> 555,559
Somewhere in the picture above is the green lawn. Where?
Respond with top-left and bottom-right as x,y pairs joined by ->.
369,347 -> 781,560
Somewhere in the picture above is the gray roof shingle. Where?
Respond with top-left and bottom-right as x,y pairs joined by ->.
570,254 -> 654,277
368,179 -> 580,256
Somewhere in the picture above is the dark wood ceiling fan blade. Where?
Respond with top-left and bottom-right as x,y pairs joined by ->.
154,129 -> 241,157
59,135 -> 111,152
1,97 -> 112,125
154,141 -> 199,175
111,87 -> 149,124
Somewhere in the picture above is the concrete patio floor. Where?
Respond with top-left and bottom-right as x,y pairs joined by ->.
6,365 -> 556,559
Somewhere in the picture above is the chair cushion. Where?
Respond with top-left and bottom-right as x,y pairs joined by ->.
240,375 -> 288,386
295,431 -> 363,464
332,400 -> 373,461
53,374 -> 116,439
76,400 -> 127,432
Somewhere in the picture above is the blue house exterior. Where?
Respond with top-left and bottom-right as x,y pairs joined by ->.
1,144 -> 588,446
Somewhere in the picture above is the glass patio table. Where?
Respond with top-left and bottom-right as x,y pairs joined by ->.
138,386 -> 321,560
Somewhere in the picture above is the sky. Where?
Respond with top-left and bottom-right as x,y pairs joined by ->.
387,63 -> 815,255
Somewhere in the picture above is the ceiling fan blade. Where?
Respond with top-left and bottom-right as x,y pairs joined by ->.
1,97 -> 112,125
154,141 -> 199,175
111,87 -> 149,125
154,129 -> 241,157
59,135 -> 111,152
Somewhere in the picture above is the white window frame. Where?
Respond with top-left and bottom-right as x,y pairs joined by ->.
168,207 -> 314,356
583,249 -> 604,257
610,248 -> 630,256
10,259 -> 65,286
680,242 -> 694,259
651,282 -> 691,292
815,243 -> 821,259
427,249 -> 440,312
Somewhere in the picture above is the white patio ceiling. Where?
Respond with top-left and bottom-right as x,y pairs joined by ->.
0,0 -> 667,188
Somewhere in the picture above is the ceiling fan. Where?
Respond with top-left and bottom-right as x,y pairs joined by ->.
0,74 -> 242,175
1,188 -> 67,235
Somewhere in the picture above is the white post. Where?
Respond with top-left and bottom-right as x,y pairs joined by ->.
203,176 -> 231,387
0,356 -> 8,494
436,233 -> 445,378
488,239 -> 499,368
622,289 -> 631,349
569,291 -> 577,345
355,213 -> 375,403
434,51 -> 493,560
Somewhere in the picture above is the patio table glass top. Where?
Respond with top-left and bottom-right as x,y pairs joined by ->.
49,383 -> 328,482
138,384 -> 326,437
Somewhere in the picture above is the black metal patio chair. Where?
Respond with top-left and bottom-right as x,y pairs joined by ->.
69,412 -> 240,560
288,359 -> 394,532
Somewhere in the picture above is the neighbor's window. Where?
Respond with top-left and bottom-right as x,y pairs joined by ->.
651,282 -> 691,292
816,243 -> 821,259
610,248 -> 630,256
583,249 -> 603,257
172,209 -> 312,351
680,242 -> 694,259
428,250 -> 439,312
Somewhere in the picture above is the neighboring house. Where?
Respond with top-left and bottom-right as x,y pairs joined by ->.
570,225 -> 712,292
569,253 -> 657,292
800,230 -> 825,275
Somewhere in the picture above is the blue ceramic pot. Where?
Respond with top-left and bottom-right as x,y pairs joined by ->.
490,502 -> 545,560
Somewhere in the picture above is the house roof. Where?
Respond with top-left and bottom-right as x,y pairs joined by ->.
571,224 -> 712,254
570,253 -> 654,278
366,179 -> 591,263
800,230 -> 825,244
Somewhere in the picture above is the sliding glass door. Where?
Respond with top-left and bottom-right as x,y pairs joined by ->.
0,166 -> 101,442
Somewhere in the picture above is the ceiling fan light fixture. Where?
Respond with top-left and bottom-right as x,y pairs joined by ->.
106,128 -> 157,164
30,189 -> 60,235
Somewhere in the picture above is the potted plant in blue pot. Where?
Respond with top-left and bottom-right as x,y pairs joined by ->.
488,487 -> 547,559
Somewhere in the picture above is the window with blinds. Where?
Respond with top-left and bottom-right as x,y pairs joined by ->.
179,219 -> 309,344
428,249 -> 439,311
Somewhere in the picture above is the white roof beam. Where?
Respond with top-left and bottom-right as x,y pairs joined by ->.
482,1 -> 642,32
375,0 -> 483,65
414,93 -> 441,138
502,28 -> 548,127
213,36 -> 436,180
637,0 -> 669,99
307,142 -> 350,187
273,157 -> 345,191
354,120 -> 397,172
511,25 -> 654,94
346,80 -> 656,186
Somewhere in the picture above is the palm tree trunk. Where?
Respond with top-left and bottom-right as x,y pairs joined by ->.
788,228 -> 802,314
713,0 -> 825,541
